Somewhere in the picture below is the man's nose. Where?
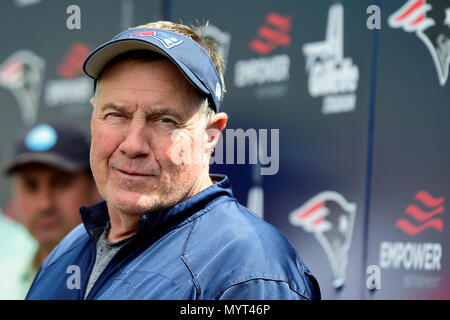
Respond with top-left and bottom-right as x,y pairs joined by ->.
36,183 -> 55,212
119,120 -> 151,158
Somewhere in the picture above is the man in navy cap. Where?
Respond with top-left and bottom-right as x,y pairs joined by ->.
3,122 -> 100,298
26,21 -> 320,300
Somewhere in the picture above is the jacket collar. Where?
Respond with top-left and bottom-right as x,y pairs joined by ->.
80,174 -> 233,238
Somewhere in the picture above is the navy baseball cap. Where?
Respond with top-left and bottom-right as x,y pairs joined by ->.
83,27 -> 223,112
5,122 -> 91,175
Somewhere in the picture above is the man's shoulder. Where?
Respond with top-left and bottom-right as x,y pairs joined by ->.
197,198 -> 294,253
187,199 -> 320,299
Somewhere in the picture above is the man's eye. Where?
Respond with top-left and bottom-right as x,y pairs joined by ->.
51,175 -> 73,189
24,180 -> 38,193
159,118 -> 175,124
106,113 -> 124,119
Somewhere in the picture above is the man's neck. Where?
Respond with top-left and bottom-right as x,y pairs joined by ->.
106,211 -> 140,242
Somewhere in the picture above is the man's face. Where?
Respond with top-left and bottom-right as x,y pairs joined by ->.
90,57 -> 210,216
13,164 -> 97,247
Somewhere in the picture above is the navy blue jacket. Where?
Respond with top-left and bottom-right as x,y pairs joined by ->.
26,176 -> 320,300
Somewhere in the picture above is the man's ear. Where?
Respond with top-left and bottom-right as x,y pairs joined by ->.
205,112 -> 228,152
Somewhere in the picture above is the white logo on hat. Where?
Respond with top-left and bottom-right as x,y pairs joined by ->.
25,124 -> 58,151
215,82 -> 221,101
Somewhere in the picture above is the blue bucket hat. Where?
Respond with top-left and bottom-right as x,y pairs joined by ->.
83,27 -> 223,112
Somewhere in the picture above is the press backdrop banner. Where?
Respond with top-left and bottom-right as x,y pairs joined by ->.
364,0 -> 450,300
170,0 -> 373,299
170,0 -> 450,300
0,0 -> 449,300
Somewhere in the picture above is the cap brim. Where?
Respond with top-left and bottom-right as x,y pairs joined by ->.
5,152 -> 87,175
83,39 -> 210,96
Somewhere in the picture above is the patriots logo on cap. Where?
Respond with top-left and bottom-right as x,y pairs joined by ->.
129,30 -> 184,49
289,191 -> 356,289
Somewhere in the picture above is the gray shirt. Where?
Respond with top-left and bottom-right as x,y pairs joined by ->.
84,222 -> 131,299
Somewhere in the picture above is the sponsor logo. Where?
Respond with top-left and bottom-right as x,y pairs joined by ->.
234,54 -> 290,87
378,189 -> 444,289
302,3 -> 359,115
130,30 -> 183,49
44,42 -> 92,110
234,12 -> 291,99
249,12 -> 291,55
0,50 -> 45,125
396,190 -> 444,235
58,42 -> 90,78
403,274 -> 441,289
379,241 -> 441,271
389,0 -> 450,86
289,191 -> 356,289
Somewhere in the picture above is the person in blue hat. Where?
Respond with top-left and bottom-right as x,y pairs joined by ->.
26,21 -> 320,300
2,122 -> 100,299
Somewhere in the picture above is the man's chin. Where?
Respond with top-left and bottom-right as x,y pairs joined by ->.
108,194 -> 163,215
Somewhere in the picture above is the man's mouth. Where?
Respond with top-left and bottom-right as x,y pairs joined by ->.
114,167 -> 154,178
36,214 -> 60,229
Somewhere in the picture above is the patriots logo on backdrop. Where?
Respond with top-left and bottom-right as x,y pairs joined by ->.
130,30 -> 184,49
289,191 -> 356,289
389,0 -> 450,86
0,50 -> 45,126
